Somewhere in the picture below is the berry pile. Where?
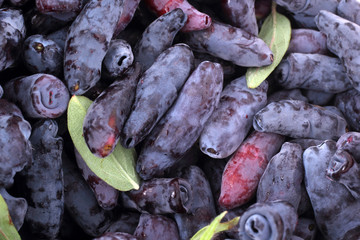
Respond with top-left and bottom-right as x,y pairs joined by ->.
0,0 -> 360,239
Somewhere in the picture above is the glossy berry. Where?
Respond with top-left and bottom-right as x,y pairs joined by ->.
74,149 -> 119,210
62,152 -> 112,237
105,211 -> 140,235
83,63 -> 140,157
134,213 -> 180,240
64,0 -> 123,95
173,166 -> 217,240
123,177 -> 193,215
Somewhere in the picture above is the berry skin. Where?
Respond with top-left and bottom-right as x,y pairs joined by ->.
62,152 -> 112,237
183,21 -> 273,67
94,232 -> 138,240
275,0 -> 338,16
303,89 -> 334,106
315,10 -> 360,92
114,0 -> 141,37
64,0 -> 123,95
144,0 -> 211,32
122,177 -> 193,215
293,218 -> 318,240
3,74 -> 70,119
122,44 -> 194,149
219,131 -> 285,209
337,0 -> 360,26
237,201 -> 298,240
335,89 -> 360,131
257,142 -> 304,210
274,53 -> 352,93
336,132 -> 360,161
46,26 -> 68,50
134,213 -> 180,240
24,120 -> 64,239
102,39 -> 134,79
25,9 -> 71,35
74,149 -> 119,210
303,140 -> 360,240
221,0 -> 258,36
287,29 -> 328,55
199,157 -> 228,212
0,188 -> 27,231
0,99 -> 32,188
23,34 -> 63,76
326,148 -> 360,199
253,99 -> 348,140
289,138 -> 323,150
105,211 -> 140,235
83,63 -> 140,158
200,77 -> 268,159
36,0 -> 83,13
0,8 -> 26,72
136,61 -> 223,180
173,166 -> 217,240
267,89 -> 308,103
134,8 -> 187,71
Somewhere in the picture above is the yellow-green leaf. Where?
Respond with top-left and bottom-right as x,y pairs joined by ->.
246,1 -> 291,88
67,95 -> 140,191
0,194 -> 21,240
191,211 -> 240,240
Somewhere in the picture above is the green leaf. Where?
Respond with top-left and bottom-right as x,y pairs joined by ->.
67,95 -> 140,191
246,1 -> 291,88
190,211 -> 240,240
0,194 -> 21,240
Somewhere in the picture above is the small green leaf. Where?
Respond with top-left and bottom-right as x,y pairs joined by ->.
0,194 -> 21,240
191,211 -> 240,240
67,95 -> 140,191
246,1 -> 291,88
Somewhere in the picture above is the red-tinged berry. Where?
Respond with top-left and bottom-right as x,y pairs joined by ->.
144,0 -> 211,32
219,131 -> 284,209
83,64 -> 140,158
